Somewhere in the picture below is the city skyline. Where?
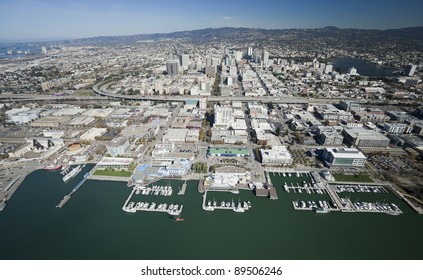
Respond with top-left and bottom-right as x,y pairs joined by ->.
1,0 -> 423,41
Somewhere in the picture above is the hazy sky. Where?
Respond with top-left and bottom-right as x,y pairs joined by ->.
1,0 -> 422,40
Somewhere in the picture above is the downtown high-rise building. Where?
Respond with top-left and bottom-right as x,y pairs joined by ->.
166,60 -> 179,75
180,54 -> 190,69
262,50 -> 269,65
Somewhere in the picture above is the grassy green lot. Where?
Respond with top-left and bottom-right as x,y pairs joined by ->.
93,169 -> 132,177
334,173 -> 374,183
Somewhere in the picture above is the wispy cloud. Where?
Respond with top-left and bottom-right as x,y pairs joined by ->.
223,16 -> 238,20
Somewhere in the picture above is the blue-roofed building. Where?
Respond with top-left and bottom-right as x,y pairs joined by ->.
185,99 -> 198,109
132,164 -> 161,183
132,159 -> 192,184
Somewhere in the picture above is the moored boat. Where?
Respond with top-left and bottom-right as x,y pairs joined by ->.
44,164 -> 63,171
63,165 -> 83,182
0,201 -> 6,211
314,207 -> 329,214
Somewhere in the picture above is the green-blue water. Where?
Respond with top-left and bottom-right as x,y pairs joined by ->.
1,166 -> 422,260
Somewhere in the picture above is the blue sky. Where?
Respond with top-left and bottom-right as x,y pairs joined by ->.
1,0 -> 422,40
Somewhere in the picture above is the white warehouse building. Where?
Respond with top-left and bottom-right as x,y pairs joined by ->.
107,136 -> 130,156
260,146 -> 293,166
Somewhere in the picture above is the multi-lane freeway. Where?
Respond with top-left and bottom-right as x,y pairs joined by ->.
0,82 -> 342,104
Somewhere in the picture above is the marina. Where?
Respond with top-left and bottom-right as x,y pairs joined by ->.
1,171 -> 423,260
271,171 -> 329,195
201,190 -> 251,213
123,201 -> 183,215
134,185 -> 173,196
271,172 -> 404,215
282,181 -> 328,194
122,181 -> 184,215
292,199 -> 339,213
352,200 -> 402,215
332,184 -> 388,194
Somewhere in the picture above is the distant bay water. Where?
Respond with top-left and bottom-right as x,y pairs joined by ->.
331,57 -> 399,77
0,44 -> 41,59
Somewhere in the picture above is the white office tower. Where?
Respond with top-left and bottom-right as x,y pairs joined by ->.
180,54 -> 189,70
253,49 -> 261,63
324,64 -> 333,74
404,64 -> 417,76
227,76 -> 233,86
166,60 -> 179,76
262,50 -> 269,66
199,98 -> 207,110
41,46 -> 47,55
235,51 -> 242,61
212,57 -> 220,66
194,56 -> 203,70
229,66 -> 237,76
224,56 -> 231,66
206,57 -> 212,66
200,81 -> 211,91
247,47 -> 253,56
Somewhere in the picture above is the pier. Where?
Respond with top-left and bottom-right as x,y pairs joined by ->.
122,188 -> 136,210
56,171 -> 91,208
326,185 -> 354,212
268,187 -> 278,200
264,171 -> 273,187
178,180 -> 187,195
197,179 -> 205,193
282,182 -> 327,194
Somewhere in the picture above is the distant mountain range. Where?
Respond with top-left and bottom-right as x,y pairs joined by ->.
66,26 -> 423,51
2,26 -> 423,48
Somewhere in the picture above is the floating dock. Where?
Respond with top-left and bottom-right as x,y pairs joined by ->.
122,183 -> 183,215
292,200 -> 339,213
123,201 -> 183,215
135,185 -> 173,196
333,184 -> 388,194
201,190 -> 251,213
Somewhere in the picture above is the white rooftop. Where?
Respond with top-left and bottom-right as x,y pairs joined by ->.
325,147 -> 366,159
98,157 -> 133,166
261,146 -> 292,160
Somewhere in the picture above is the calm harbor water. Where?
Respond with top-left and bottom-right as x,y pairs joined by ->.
1,166 -> 422,260
331,57 -> 399,77
0,44 -> 41,59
